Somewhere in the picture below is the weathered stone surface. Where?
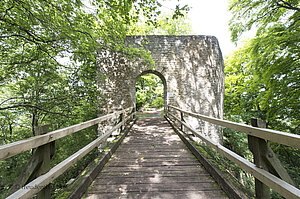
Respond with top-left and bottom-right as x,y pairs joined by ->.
97,35 -> 224,143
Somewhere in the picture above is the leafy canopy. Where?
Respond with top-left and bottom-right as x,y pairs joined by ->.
0,0 -> 189,132
0,1 -> 190,197
129,11 -> 192,35
229,0 -> 300,42
226,0 -> 300,193
227,0 -> 299,131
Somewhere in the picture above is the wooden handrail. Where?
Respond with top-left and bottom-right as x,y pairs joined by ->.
166,106 -> 300,199
6,112 -> 135,199
168,105 -> 300,149
0,107 -> 133,160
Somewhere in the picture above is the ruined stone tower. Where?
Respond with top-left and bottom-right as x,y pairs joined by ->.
97,35 -> 224,143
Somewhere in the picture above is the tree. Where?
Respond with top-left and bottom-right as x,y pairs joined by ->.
228,0 -> 299,132
1,0 -> 190,197
0,0 -> 184,135
229,0 -> 299,42
129,11 -> 192,35
226,0 -> 300,195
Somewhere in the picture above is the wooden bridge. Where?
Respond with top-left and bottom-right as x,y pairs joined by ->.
1,106 -> 300,199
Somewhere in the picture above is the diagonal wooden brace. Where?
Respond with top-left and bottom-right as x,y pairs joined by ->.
248,119 -> 295,199
7,125 -> 54,199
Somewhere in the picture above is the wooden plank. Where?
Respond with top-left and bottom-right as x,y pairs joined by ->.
168,105 -> 300,149
119,146 -> 186,150
264,146 -> 295,186
93,176 -> 215,184
121,141 -> 182,145
121,142 -> 184,146
96,173 -> 211,179
166,116 -> 250,199
7,126 -> 49,196
65,117 -> 137,199
85,191 -> 228,199
115,149 -> 189,153
0,107 -> 133,161
99,171 -> 210,178
106,162 -> 202,168
249,118 -> 295,198
84,117 -> 228,199
109,157 -> 196,162
106,158 -> 200,164
6,113 -> 135,199
110,156 -> 196,161
115,149 -> 190,153
166,113 -> 300,199
89,183 -> 222,192
101,163 -> 206,170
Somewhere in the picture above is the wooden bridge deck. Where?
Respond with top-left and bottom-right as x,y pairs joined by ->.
84,116 -> 228,199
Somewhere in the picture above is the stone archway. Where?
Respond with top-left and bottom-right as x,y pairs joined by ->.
134,70 -> 167,111
97,35 -> 224,143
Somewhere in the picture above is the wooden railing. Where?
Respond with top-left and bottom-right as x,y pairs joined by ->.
0,107 -> 135,199
165,105 -> 300,199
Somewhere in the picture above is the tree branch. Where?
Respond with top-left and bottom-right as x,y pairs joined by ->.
0,17 -> 58,45
276,1 -> 300,11
0,97 -> 62,105
3,55 -> 39,66
3,5 -> 15,18
0,34 -> 37,44
0,95 -> 89,106
0,104 -> 67,116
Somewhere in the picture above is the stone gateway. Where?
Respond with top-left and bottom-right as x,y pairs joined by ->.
97,35 -> 224,143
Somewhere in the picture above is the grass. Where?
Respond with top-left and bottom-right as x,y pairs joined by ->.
136,113 -> 152,118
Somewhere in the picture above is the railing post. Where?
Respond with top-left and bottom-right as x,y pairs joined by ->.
119,112 -> 124,132
248,118 -> 270,199
7,125 -> 53,198
34,125 -> 51,199
180,111 -> 184,132
167,106 -> 170,116
131,107 -> 135,120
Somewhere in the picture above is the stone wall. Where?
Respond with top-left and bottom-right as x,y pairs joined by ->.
97,35 -> 224,143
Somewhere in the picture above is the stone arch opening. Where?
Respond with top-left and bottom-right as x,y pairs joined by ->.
134,70 -> 167,111
98,35 -> 224,143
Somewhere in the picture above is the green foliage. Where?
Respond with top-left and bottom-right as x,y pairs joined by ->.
128,11 -> 192,35
227,1 -> 300,132
133,10 -> 192,111
226,0 -> 300,197
0,0 -> 190,197
229,0 -> 299,42
136,74 -> 164,110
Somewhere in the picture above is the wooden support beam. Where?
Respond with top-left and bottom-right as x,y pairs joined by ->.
35,125 -> 51,199
263,146 -> 295,186
180,111 -> 184,131
249,118 -> 296,199
7,153 -> 42,196
248,119 -> 270,199
248,118 -> 296,199
120,112 -> 124,132
7,125 -> 51,197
